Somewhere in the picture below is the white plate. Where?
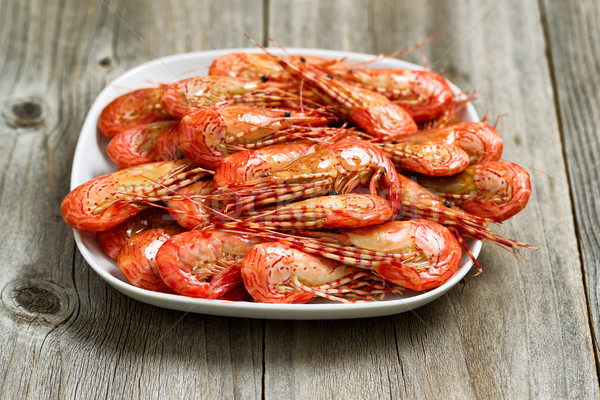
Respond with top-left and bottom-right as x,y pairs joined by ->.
70,48 -> 482,320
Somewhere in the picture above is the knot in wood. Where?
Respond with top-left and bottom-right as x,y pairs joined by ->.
9,99 -> 45,127
1,278 -> 73,325
99,57 -> 112,68
13,286 -> 60,314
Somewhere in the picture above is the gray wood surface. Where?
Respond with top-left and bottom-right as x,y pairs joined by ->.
0,0 -> 597,398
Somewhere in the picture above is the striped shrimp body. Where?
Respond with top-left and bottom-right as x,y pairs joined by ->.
155,229 -> 262,298
213,143 -> 319,188
327,68 -> 455,122
117,229 -> 175,293
265,52 -> 418,139
340,220 -> 463,291
61,159 -> 209,232
377,140 -> 470,176
106,120 -> 180,168
209,52 -> 334,82
242,220 -> 462,292
98,87 -> 172,138
159,76 -> 308,120
393,173 -> 528,251
416,161 -> 532,222
241,242 -> 397,303
218,138 -> 403,215
237,193 -> 394,230
167,179 -> 227,230
96,208 -> 184,260
397,121 -> 504,164
177,104 -> 337,169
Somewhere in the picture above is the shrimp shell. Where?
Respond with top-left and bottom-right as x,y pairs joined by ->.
98,87 -> 171,138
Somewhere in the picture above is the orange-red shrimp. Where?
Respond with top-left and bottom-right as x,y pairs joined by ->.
213,143 -> 318,188
327,68 -> 455,122
263,220 -> 463,291
262,52 -> 418,139
209,52 -> 334,82
159,76 -> 306,119
415,161 -> 531,222
393,172 -> 527,251
338,220 -> 463,291
106,120 -> 180,168
155,229 -> 262,298
117,229 -> 175,293
217,138 -> 403,215
98,87 -> 172,138
241,242 -> 397,303
396,121 -> 503,164
239,193 -> 393,230
177,103 -> 337,169
154,120 -> 183,161
96,208 -> 184,260
166,179 -> 225,230
378,141 -> 470,176
240,219 -> 462,293
61,159 -> 209,231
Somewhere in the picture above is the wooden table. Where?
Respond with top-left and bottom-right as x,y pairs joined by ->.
1,0 -> 598,398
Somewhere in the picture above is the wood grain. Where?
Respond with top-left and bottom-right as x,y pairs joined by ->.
267,0 -> 598,398
541,0 -> 600,370
0,0 -> 597,398
0,1 -> 264,399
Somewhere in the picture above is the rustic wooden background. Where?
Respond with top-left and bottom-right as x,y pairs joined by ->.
0,0 -> 598,398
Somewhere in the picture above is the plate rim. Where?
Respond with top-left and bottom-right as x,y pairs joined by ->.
71,48 -> 482,319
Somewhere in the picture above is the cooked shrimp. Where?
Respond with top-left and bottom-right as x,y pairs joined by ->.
98,87 -> 171,138
416,160 -> 532,222
155,229 -> 262,298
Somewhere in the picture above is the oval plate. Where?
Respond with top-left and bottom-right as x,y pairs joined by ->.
70,48 -> 482,320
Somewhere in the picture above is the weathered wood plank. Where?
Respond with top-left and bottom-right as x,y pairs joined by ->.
0,0 -> 264,399
266,0 -> 598,398
541,0 -> 600,371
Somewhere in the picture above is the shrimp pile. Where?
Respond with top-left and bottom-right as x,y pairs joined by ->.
61,45 -> 532,304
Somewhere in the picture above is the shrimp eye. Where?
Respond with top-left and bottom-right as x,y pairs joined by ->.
261,172 -> 270,178
299,57 -> 306,62
326,74 -> 333,79
347,69 -> 354,74
283,111 -> 291,117
444,200 -> 454,208
261,75 -> 269,82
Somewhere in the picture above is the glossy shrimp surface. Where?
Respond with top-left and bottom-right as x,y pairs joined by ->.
398,121 -> 504,164
341,220 -> 462,291
378,141 -> 470,176
96,208 -> 184,260
98,87 -> 171,138
159,76 -> 301,119
417,160 -> 532,222
213,143 -> 318,188
329,68 -> 455,122
61,159 -> 208,231
155,229 -> 262,298
248,220 -> 462,292
241,242 -> 390,303
269,54 -> 419,139
216,138 -> 403,216
242,193 -> 394,230
209,52 -> 333,82
177,104 -> 333,168
107,120 -> 179,168
117,229 -> 175,292
167,179 -> 223,230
